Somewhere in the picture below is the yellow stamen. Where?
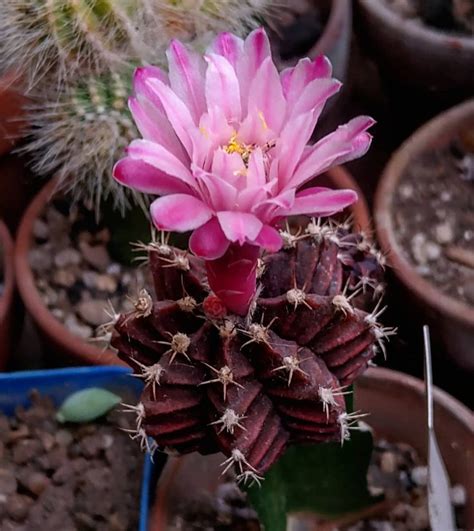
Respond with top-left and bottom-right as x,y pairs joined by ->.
223,132 -> 254,165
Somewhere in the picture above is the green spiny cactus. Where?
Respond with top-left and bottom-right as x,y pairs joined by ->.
0,0 -> 154,88
0,0 -> 270,89
23,70 -> 144,214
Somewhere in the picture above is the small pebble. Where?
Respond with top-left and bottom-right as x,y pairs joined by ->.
450,484 -> 466,506
434,222 -> 454,244
55,429 -> 73,447
410,465 -> 428,486
6,494 -> 33,522
12,439 -> 43,465
52,269 -> 76,288
28,247 -> 53,272
79,241 -> 111,271
64,315 -> 93,340
21,472 -> 50,497
0,469 -> 17,496
399,183 -> 414,199
424,241 -> 441,261
54,248 -> 81,268
380,451 -> 398,474
33,219 -> 50,240
76,299 -> 109,327
95,274 -> 118,293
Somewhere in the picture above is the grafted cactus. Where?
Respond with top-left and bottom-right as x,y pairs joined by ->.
111,219 -> 392,483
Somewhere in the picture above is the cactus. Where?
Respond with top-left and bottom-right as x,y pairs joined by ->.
0,0 -> 153,88
0,0 -> 270,90
22,70 -> 144,213
111,219 -> 393,483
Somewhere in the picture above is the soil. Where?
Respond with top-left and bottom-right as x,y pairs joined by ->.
384,0 -> 474,35
167,440 -> 466,531
29,197 -> 152,349
0,390 -> 143,530
392,139 -> 474,306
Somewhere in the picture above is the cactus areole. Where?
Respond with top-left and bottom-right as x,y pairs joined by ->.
111,29 -> 391,484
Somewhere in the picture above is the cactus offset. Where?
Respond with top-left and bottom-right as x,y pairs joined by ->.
111,219 -> 391,482
23,71 -> 143,213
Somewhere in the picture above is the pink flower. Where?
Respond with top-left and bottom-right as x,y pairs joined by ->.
114,28 -> 374,314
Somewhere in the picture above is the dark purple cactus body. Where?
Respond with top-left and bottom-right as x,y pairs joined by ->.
111,220 -> 390,484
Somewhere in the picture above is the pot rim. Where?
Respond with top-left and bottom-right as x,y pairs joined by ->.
311,0 -> 351,58
358,0 -> 474,50
15,166 -> 368,367
0,220 -> 14,326
150,367 -> 474,530
14,178 -> 123,366
374,99 -> 474,328
359,367 -> 474,432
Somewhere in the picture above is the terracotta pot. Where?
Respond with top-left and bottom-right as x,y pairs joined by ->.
15,179 -> 124,367
0,72 -> 28,157
307,0 -> 352,84
0,220 -> 14,369
15,166 -> 368,368
374,100 -> 474,371
356,0 -> 474,103
149,367 -> 474,530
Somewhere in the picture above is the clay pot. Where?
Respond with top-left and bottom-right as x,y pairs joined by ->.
0,220 -> 14,369
15,166 -> 368,368
356,0 -> 474,104
374,100 -> 474,371
306,0 -> 352,84
15,179 -> 124,367
149,367 -> 474,529
273,0 -> 352,126
0,72 -> 27,157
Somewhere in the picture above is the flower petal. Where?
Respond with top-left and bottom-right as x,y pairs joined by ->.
113,157 -> 191,195
145,77 -> 197,156
217,211 -> 263,245
276,112 -> 316,188
281,56 -> 332,107
255,225 -> 283,253
189,217 -> 230,259
279,187 -> 357,217
167,40 -> 206,123
127,139 -> 196,190
211,149 -> 246,187
247,57 -> 286,134
133,66 -> 169,112
238,28 -> 271,113
151,194 -> 213,232
129,96 -> 188,163
205,53 -> 241,123
290,78 -> 341,119
193,166 -> 238,211
289,116 -> 375,189
208,32 -> 244,68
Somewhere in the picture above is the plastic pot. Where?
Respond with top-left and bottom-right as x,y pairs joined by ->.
149,367 -> 474,529
0,366 -> 162,531
0,220 -> 15,369
374,100 -> 474,371
356,0 -> 474,105
15,166 -> 369,368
